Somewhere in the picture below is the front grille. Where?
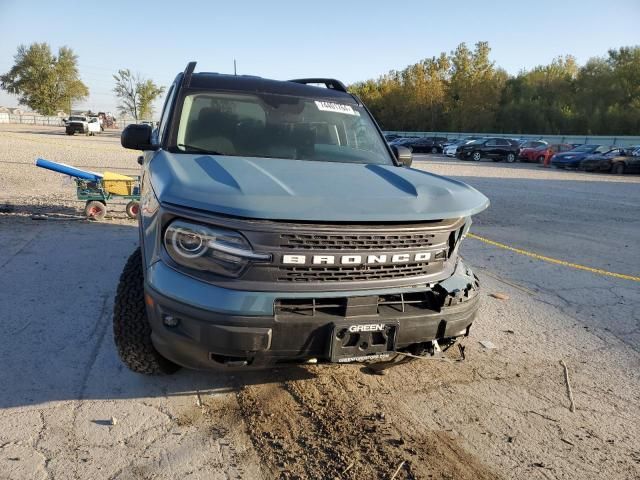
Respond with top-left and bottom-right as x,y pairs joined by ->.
278,260 -> 442,283
274,281 -> 479,318
190,216 -> 468,290
280,232 -> 440,250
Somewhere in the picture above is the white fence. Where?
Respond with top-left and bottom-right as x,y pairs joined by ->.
0,113 -> 137,129
0,113 -> 66,126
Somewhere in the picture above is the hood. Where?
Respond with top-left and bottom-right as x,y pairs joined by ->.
554,151 -> 589,160
149,152 -> 489,222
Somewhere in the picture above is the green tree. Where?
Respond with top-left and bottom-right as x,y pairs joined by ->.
0,43 -> 88,115
113,69 -> 165,121
351,42 -> 640,134
497,56 -> 578,134
447,41 -> 507,132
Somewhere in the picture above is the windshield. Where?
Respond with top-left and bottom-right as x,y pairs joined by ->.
175,92 -> 392,165
69,116 -> 86,121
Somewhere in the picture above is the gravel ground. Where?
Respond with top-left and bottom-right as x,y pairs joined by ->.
1,125 -> 639,479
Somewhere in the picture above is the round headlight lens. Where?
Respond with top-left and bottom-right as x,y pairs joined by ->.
171,228 -> 207,258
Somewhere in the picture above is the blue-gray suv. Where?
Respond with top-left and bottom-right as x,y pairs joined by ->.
113,62 -> 489,374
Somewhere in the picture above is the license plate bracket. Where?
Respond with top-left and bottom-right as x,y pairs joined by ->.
330,321 -> 398,363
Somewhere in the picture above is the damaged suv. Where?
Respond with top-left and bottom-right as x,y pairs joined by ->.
113,62 -> 489,374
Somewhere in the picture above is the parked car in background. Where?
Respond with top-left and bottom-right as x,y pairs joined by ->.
396,136 -> 449,154
442,136 -> 481,149
551,144 -> 612,169
580,148 -> 639,174
625,145 -> 640,156
384,134 -> 402,142
457,137 -> 520,162
65,115 -> 101,136
519,140 -> 548,150
388,137 -> 416,151
608,151 -> 640,174
444,138 -> 478,157
519,143 -> 574,163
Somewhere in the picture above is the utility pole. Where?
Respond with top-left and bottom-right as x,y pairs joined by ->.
234,59 -> 237,75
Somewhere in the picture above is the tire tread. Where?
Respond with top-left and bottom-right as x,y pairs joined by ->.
113,248 -> 180,375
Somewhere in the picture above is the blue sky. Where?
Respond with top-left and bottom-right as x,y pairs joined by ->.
1,0 -> 638,115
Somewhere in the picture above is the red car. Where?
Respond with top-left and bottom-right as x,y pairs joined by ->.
519,143 -> 574,163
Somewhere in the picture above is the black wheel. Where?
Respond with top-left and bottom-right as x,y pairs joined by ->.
125,200 -> 140,219
471,151 -> 482,162
66,131 -> 73,136
431,146 -> 438,154
113,248 -> 180,375
537,155 -> 545,163
505,152 -> 516,163
612,162 -> 625,175
84,200 -> 107,221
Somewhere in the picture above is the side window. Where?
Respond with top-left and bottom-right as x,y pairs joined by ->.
497,139 -> 509,146
157,84 -> 176,143
485,139 -> 496,146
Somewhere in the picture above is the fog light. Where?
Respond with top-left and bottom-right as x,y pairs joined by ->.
162,315 -> 179,327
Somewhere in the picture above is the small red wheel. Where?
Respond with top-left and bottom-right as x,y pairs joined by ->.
84,200 -> 107,221
125,201 -> 140,219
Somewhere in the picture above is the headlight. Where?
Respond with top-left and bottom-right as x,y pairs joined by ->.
164,220 -> 271,277
564,156 -> 573,160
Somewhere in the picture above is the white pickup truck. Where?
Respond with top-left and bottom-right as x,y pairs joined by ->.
65,116 -> 101,136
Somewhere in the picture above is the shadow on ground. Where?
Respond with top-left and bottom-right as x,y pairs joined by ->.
0,218 -> 317,409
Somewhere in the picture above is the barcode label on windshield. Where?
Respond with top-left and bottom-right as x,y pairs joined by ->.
314,101 -> 360,116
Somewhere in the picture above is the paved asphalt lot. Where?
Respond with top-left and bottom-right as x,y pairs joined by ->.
0,125 -> 639,479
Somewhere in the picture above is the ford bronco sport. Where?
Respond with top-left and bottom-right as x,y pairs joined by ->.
113,62 -> 489,374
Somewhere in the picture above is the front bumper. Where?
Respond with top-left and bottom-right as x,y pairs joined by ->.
144,259 -> 480,369
66,124 -> 86,133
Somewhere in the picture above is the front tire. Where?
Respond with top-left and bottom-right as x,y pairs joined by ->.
113,248 -> 180,375
537,155 -> 545,163
471,151 -> 482,162
431,146 -> 439,154
505,152 -> 516,163
612,162 -> 625,175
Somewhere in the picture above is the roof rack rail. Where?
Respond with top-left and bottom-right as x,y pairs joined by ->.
289,78 -> 348,93
183,61 -> 197,88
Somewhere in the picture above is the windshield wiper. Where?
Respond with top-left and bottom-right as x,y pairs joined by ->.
177,143 -> 226,155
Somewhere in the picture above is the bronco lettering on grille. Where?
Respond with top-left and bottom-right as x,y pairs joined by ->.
281,252 -> 431,265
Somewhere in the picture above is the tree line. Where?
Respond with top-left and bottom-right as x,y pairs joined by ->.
349,42 -> 640,135
1,43 -> 164,121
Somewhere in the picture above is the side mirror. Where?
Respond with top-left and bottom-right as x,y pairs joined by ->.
392,145 -> 413,167
121,123 -> 156,151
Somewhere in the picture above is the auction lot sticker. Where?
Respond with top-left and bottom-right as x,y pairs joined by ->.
315,101 -> 360,116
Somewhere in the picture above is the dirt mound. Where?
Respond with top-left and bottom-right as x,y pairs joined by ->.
237,365 -> 497,480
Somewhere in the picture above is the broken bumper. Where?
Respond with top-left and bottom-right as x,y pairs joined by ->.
144,259 -> 480,369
